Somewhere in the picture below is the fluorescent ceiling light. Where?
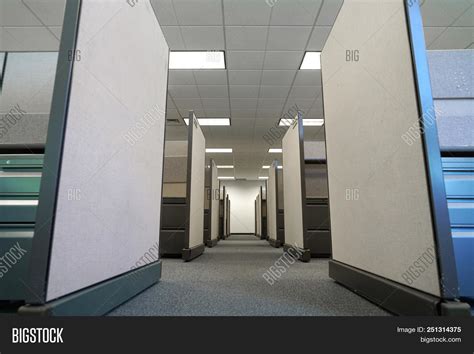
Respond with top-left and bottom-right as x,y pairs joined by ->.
279,118 -> 324,126
206,148 -> 233,153
218,176 -> 235,180
184,118 -> 230,126
217,165 -> 234,169
300,52 -> 321,70
170,51 -> 225,69
258,176 -> 269,180
262,165 -> 282,169
268,148 -> 282,153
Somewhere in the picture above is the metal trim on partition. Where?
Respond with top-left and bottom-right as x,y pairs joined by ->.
296,112 -> 309,250
27,0 -> 82,304
404,1 -> 459,299
184,110 -> 195,249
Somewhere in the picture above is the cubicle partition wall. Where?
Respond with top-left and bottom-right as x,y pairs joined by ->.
282,114 -> 309,261
427,50 -> 473,302
322,0 -> 470,315
160,112 -> 206,261
183,112 -> 207,260
219,185 -> 226,239
205,159 -> 219,247
226,196 -> 231,237
267,162 -> 280,247
14,0 -> 170,315
277,168 -> 285,245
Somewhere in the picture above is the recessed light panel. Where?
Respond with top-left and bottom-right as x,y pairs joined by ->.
184,118 -> 230,126
279,118 -> 324,126
268,148 -> 282,153
170,51 -> 225,69
206,148 -> 233,153
300,52 -> 321,70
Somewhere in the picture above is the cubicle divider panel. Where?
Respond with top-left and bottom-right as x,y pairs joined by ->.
282,114 -> 306,252
28,0 -> 169,306
209,160 -> 219,245
256,191 -> 261,237
277,168 -> 285,244
184,112 -> 206,259
267,165 -> 278,245
322,0 -> 455,300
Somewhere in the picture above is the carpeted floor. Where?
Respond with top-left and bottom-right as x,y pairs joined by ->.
108,235 -> 389,316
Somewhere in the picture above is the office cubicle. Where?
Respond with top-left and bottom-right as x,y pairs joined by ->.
281,114 -> 332,261
322,0 -> 470,315
205,159 -> 219,247
267,162 -> 280,247
160,111 -> 207,261
0,0 -> 169,315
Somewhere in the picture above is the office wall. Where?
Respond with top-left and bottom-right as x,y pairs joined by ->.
222,180 -> 265,234
187,114 -> 205,248
322,0 -> 440,296
282,118 -> 305,248
46,0 -> 169,301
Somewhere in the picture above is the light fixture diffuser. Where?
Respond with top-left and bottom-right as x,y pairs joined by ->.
278,118 -> 324,127
184,118 -> 230,126
170,51 -> 225,69
300,52 -> 321,70
206,148 -> 233,153
218,176 -> 235,180
217,165 -> 234,169
268,148 -> 282,153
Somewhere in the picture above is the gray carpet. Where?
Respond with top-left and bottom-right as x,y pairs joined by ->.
108,235 -> 389,316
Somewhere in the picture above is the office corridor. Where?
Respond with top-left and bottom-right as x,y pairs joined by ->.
109,235 -> 388,316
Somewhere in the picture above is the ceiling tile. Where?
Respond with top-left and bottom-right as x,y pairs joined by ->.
168,70 -> 196,85
169,84 -> 200,98
259,86 -> 291,99
0,0 -> 42,26
173,98 -> 204,111
271,0 -> 322,26
428,27 -> 474,49
223,0 -> 272,25
228,70 -> 262,85
172,0 -> 223,25
315,0 -> 343,26
198,85 -> 229,98
289,85 -> 322,99
193,70 -> 228,85
261,70 -> 296,85
230,109 -> 257,118
22,0 -> 66,26
201,98 -> 230,110
423,27 -> 447,47
150,0 -> 179,25
453,6 -> 474,26
263,51 -> 304,69
204,109 -> 231,117
266,26 -> 312,50
421,0 -> 471,27
229,85 -> 260,98
225,26 -> 268,50
166,108 -> 182,120
227,51 -> 265,70
294,70 -> 322,86
231,98 -> 258,110
258,98 -> 286,110
1,27 -> 60,51
161,26 -> 185,49
307,26 -> 332,50
180,26 -> 224,49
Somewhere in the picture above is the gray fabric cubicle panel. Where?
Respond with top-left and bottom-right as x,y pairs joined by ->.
277,169 -> 284,209
210,160 -> 219,241
282,115 -> 305,248
427,50 -> 474,150
305,164 -> 328,199
44,0 -> 169,301
267,162 -> 278,241
322,0 -> 440,296
186,112 -> 206,248
256,191 -> 261,236
304,141 -> 326,160
0,52 -> 58,145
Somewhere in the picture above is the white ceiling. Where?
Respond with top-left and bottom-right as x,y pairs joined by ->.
152,0 -> 473,179
0,0 -> 472,179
